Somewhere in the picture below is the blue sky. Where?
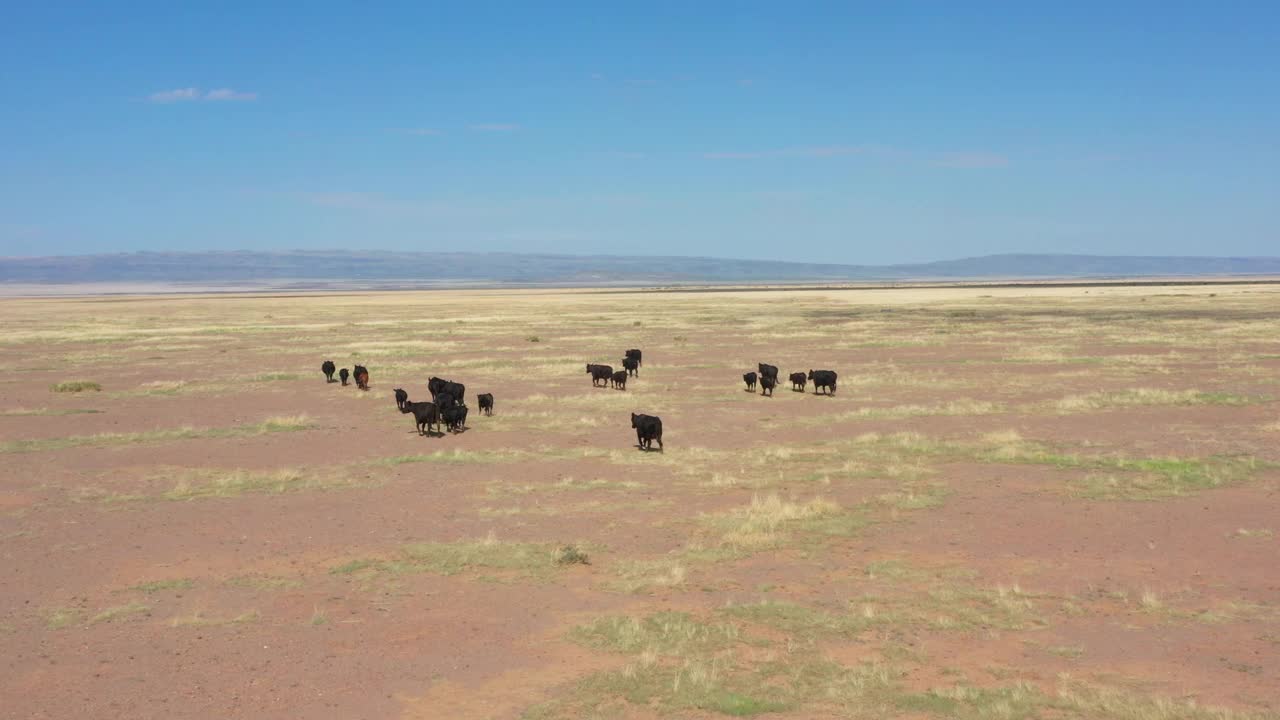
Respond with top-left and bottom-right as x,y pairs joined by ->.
1,2 -> 1277,264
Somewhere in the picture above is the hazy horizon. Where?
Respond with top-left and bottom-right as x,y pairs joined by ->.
3,4 -> 1277,263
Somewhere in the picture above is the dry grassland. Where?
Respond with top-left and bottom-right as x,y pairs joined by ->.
1,282 -> 1279,719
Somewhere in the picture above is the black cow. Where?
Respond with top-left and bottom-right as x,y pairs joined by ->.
353,365 -> 370,391
434,391 -> 457,412
631,412 -> 663,451
625,349 -> 643,367
759,375 -> 776,397
402,400 -> 440,436
393,388 -> 409,411
442,404 -> 468,433
622,356 -> 639,377
789,372 -> 807,392
339,368 -> 350,386
428,376 -> 449,400
743,371 -> 757,391
808,369 -> 838,395
587,364 -> 613,387
477,393 -> 494,416
443,381 -> 465,405
611,370 -> 628,390
321,360 -> 336,383
758,363 -> 779,384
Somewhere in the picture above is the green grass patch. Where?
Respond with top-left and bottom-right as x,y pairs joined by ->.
540,610 -> 902,718
330,532 -> 571,580
373,448 -> 527,466
899,678 -> 1274,720
701,493 -> 868,555
0,407 -> 102,416
43,607 -> 85,629
722,600 -> 879,639
89,602 -> 150,625
129,578 -> 194,593
224,574 -> 303,591
1066,456 -> 1264,500
51,380 -> 101,393
169,610 -> 260,627
161,466 -> 363,500
249,372 -> 301,382
1054,388 -> 1261,413
0,414 -> 315,454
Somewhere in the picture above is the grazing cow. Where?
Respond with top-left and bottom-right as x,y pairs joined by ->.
321,360 -> 336,383
622,356 -> 639,377
611,370 -> 628,390
759,375 -> 776,397
625,349 -> 643,367
631,413 -> 663,451
758,363 -> 779,384
353,365 -> 370,391
339,368 -> 350,386
394,388 -> 409,411
401,400 -> 440,436
587,364 -> 614,387
789,372 -> 807,392
477,393 -> 494,416
442,404 -> 468,433
808,369 -> 838,395
743,371 -> 757,391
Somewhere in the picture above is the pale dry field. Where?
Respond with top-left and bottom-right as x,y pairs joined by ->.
1,283 -> 1279,719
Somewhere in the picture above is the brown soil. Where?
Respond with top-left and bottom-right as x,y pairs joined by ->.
1,284 -> 1278,719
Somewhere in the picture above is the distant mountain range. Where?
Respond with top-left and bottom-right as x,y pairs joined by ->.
2,251 -> 1279,286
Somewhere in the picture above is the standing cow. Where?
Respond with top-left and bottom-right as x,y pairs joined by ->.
789,372 -> 807,392
625,349 -> 643,367
757,363 -> 779,385
339,368 -> 350,386
808,369 -> 838,395
353,365 -> 370,391
321,360 -> 336,383
477,393 -> 494,416
611,370 -> 628,390
743,371 -> 757,392
587,364 -> 613,387
622,356 -> 639,377
759,375 -> 776,397
402,400 -> 440,436
631,413 -> 663,451
393,388 -> 409,411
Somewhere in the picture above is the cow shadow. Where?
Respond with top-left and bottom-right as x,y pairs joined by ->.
635,444 -> 664,453
410,429 -> 446,438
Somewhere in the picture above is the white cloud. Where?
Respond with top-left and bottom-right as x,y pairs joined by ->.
703,145 -> 872,160
204,88 -> 258,102
703,144 -> 1009,168
934,151 -> 1010,169
148,88 -> 201,103
148,87 -> 257,103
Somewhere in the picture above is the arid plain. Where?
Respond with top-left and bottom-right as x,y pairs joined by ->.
2,284 -> 1278,719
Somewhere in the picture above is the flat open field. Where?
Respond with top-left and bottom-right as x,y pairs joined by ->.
2,284 -> 1279,719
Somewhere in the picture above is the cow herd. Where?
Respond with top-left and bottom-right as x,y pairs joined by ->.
744,363 -> 837,397
322,348 -> 835,453
585,348 -> 642,391
320,360 -> 491,437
